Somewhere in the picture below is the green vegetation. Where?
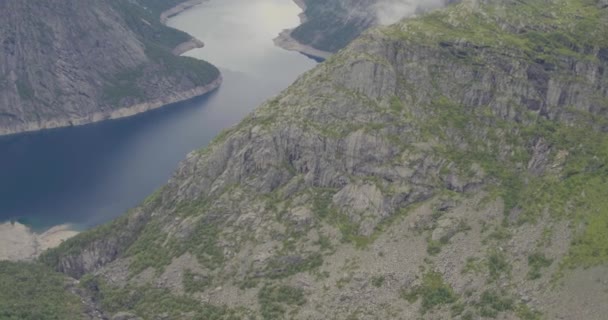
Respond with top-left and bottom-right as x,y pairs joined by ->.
487,226 -> 513,242
80,275 -> 239,319
371,275 -> 385,288
427,239 -> 443,255
101,0 -> 220,105
433,107 -> 608,271
311,188 -> 370,247
487,250 -> 511,282
183,270 -> 211,293
290,0 -> 366,52
310,187 -> 417,249
258,284 -> 306,320
144,42 -> 219,86
0,262 -> 84,320
43,198 -> 223,278
126,215 -> 224,275
110,0 -> 191,50
516,304 -> 543,320
311,188 -> 337,219
102,66 -> 145,104
391,6 -> 608,269
476,289 -> 514,318
126,221 -> 173,275
101,42 -> 219,104
527,252 -> 553,280
388,0 -> 608,56
380,2 -> 608,275
39,212 -> 136,276
520,121 -> 608,268
451,302 -> 466,317
402,271 -> 457,314
461,257 -> 484,275
183,220 -> 224,268
389,96 -> 405,113
265,253 -> 323,279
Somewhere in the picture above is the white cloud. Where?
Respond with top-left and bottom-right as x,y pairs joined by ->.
374,0 -> 448,25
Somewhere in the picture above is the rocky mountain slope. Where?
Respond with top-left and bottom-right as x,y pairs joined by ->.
0,0 -> 219,136
6,0 -> 608,319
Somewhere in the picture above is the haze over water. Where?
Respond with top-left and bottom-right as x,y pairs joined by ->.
0,0 -> 316,231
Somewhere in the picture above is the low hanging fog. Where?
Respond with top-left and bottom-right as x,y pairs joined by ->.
374,0 -> 452,25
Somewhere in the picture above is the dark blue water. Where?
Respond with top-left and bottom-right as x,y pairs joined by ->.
0,0 -> 316,231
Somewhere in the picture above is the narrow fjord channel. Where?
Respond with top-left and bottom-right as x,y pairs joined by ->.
0,0 -> 316,231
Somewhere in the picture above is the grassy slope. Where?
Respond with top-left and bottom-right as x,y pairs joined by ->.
0,262 -> 84,320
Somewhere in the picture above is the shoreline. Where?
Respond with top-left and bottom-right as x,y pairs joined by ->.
172,38 -> 205,56
160,0 -> 205,24
163,1 -> 206,55
272,0 -> 332,61
0,222 -> 79,261
0,77 -> 222,137
0,0 -> 216,137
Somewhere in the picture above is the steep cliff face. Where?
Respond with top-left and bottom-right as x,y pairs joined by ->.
41,0 -> 608,319
0,0 -> 219,136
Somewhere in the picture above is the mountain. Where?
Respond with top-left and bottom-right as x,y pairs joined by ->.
0,0 -> 219,136
276,0 -> 456,59
5,0 -> 608,319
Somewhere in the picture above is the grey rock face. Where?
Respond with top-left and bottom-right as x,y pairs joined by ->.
0,0 -> 219,135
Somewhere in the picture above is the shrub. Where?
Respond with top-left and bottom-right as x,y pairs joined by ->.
403,271 -> 457,314
258,284 -> 306,320
476,289 -> 514,318
371,275 -> 385,288
487,250 -> 511,282
0,262 -> 83,320
527,252 -> 553,280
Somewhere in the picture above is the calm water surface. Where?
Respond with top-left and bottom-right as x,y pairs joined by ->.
0,0 -> 316,231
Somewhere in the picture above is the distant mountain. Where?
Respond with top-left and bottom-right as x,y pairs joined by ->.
0,0 -> 219,136
29,0 -> 608,319
280,0 -> 457,58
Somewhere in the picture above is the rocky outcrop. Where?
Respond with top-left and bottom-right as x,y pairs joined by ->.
41,0 -> 608,319
0,0 -> 219,136
41,206 -> 153,279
